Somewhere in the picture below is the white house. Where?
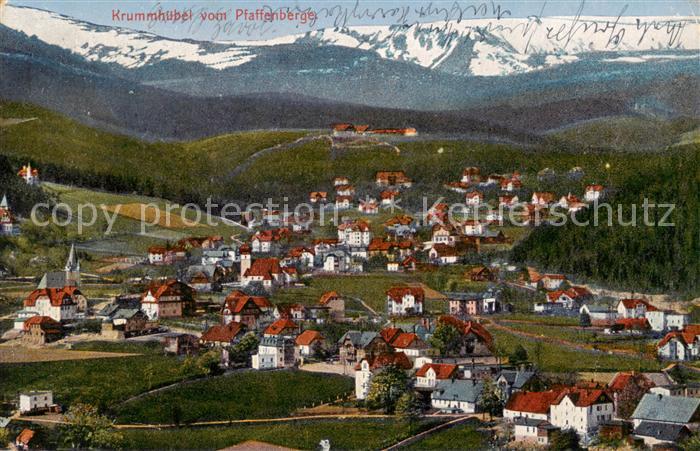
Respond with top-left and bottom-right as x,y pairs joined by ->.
19,391 -> 53,414
415,363 -> 458,388
355,352 -> 412,399
462,220 -> 485,236
431,224 -> 455,246
386,286 -> 424,316
549,389 -> 614,445
618,298 -> 657,319
513,418 -> 559,446
465,191 -> 483,206
657,325 -> 700,361
645,310 -> 689,333
428,244 -> 458,265
337,220 -> 372,247
252,336 -> 295,370
23,288 -> 77,322
584,184 -> 604,202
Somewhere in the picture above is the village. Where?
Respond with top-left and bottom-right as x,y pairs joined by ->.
1,136 -> 698,451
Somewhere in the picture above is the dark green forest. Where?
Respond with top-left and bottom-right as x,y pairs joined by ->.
513,145 -> 700,296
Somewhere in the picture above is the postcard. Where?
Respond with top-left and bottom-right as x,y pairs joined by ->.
0,0 -> 698,449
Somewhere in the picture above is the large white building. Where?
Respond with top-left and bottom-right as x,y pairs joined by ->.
19,391 -> 53,414
337,220 -> 372,247
549,389 -> 613,445
386,286 -> 424,316
252,336 -> 295,370
23,288 -> 77,322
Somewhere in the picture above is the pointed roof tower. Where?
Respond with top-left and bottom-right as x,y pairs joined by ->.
0,194 -> 8,209
65,243 -> 80,272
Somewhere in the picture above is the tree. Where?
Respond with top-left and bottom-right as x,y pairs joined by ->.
579,312 -> 591,328
616,374 -> 653,419
60,403 -> 123,449
395,391 -> 422,433
550,429 -> 579,451
197,349 -> 224,375
532,341 -> 544,369
429,323 -> 462,356
228,332 -> 259,364
508,345 -> 528,366
0,428 -> 9,448
480,377 -> 504,420
365,365 -> 410,414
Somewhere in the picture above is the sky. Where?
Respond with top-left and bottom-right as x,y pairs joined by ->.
6,0 -> 699,41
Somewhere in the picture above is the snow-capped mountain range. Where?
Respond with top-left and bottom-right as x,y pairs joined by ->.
1,4 -> 698,77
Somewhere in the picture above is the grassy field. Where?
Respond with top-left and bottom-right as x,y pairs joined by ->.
120,418 -> 444,450
0,342 -> 204,409
114,370 -> 354,424
271,273 -> 414,313
487,326 -> 662,373
552,116 -> 699,151
404,419 -> 487,450
501,321 -> 656,354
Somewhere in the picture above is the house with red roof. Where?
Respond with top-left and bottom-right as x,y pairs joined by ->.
504,389 -> 563,421
23,287 -> 77,322
337,220 -> 372,247
387,332 -> 431,359
415,363 -> 458,388
386,286 -> 424,316
17,163 -> 39,185
140,279 -> 195,320
550,388 -> 614,444
531,191 -> 555,206
431,223 -> 456,247
614,317 -> 651,334
22,316 -> 63,344
309,191 -> 327,204
617,298 -> 657,319
461,167 -> 481,184
335,195 -> 353,210
375,171 -> 412,188
263,318 -> 300,338
358,198 -> 379,214
221,291 -> 272,329
147,245 -> 187,265
436,316 -> 494,357
607,372 -> 655,417
539,274 -> 568,291
295,330 -> 325,358
200,321 -> 246,347
428,243 -> 459,265
355,351 -> 412,399
15,428 -> 35,451
0,194 -> 19,236
498,194 -> 519,208
657,324 -> 700,360
500,176 -> 522,192
242,258 -> 296,289
318,291 -> 345,322
543,286 -> 593,310
250,229 -> 290,254
465,190 -> 483,206
584,184 -> 605,202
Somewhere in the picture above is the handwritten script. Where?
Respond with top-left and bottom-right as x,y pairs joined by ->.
146,0 -> 691,51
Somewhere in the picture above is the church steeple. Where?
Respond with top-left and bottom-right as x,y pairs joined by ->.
65,243 -> 80,272
0,194 -> 7,210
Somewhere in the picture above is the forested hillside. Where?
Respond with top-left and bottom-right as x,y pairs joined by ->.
513,146 -> 700,296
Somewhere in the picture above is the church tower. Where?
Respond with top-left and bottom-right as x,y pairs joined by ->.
64,243 -> 81,287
